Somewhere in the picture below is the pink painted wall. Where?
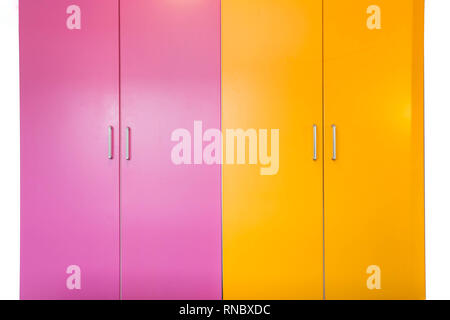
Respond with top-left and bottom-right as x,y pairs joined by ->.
20,0 -> 120,299
120,0 -> 222,300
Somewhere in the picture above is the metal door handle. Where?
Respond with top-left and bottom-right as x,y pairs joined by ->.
126,127 -> 130,160
108,126 -> 113,159
313,125 -> 317,161
332,125 -> 337,161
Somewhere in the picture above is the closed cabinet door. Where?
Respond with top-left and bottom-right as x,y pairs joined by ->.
222,0 -> 324,299
120,0 -> 222,300
323,0 -> 425,299
20,0 -> 120,299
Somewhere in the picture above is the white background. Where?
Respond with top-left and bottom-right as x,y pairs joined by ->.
0,0 -> 449,300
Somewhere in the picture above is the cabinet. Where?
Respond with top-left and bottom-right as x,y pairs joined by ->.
20,0 -> 120,300
222,0 -> 324,300
323,0 -> 425,299
20,0 -> 221,300
20,0 -> 424,300
119,0 -> 222,300
222,0 -> 424,300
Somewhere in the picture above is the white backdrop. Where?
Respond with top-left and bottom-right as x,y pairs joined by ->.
1,0 -> 449,300
424,0 -> 450,301
0,0 -> 20,300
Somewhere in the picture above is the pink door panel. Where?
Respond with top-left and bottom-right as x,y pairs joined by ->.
120,0 -> 222,300
20,0 -> 120,299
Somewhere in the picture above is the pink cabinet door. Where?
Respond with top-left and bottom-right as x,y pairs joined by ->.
120,0 -> 222,300
20,0 -> 120,299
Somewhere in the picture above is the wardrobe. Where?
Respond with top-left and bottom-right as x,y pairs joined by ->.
222,0 -> 425,300
20,0 -> 221,300
20,0 -> 424,300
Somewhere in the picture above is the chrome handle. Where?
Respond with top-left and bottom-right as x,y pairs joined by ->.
108,126 -> 113,159
313,125 -> 317,161
332,124 -> 337,161
126,127 -> 130,160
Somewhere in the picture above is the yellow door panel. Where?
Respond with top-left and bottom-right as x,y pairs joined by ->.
323,0 -> 425,299
222,0 -> 324,300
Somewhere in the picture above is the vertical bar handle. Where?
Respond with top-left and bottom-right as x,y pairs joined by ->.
332,124 -> 337,161
313,124 -> 317,161
126,127 -> 130,160
108,126 -> 113,159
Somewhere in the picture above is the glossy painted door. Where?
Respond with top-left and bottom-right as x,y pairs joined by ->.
20,0 -> 120,299
324,0 -> 425,299
222,0 -> 324,299
120,0 -> 222,300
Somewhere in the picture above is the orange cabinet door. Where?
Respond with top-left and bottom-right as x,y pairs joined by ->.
323,0 -> 425,299
222,0 -> 324,300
